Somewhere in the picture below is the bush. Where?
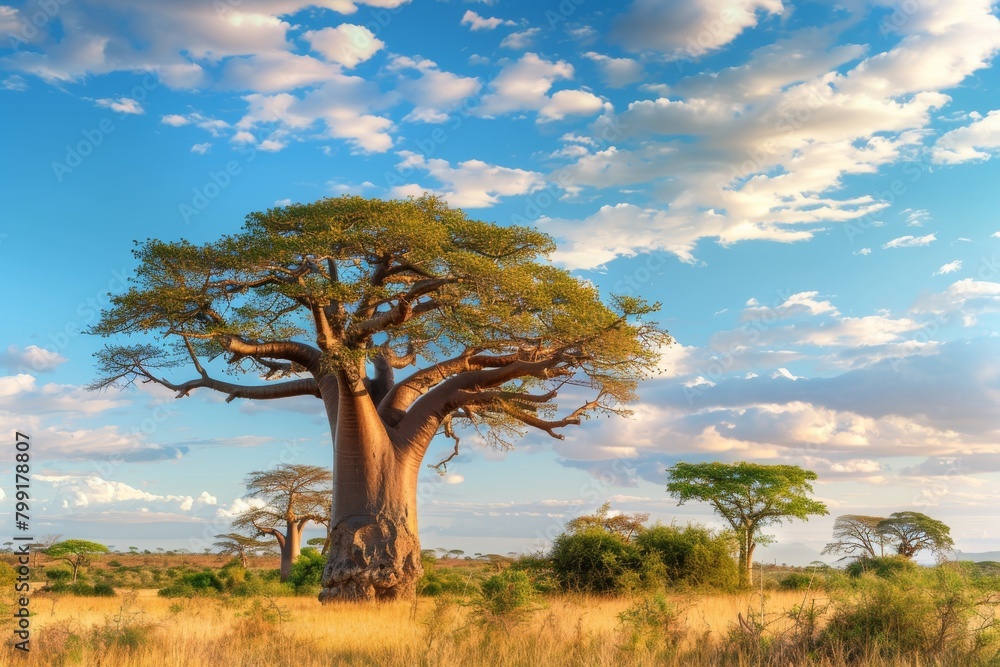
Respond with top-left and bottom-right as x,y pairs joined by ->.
158,570 -> 224,597
286,548 -> 325,594
821,566 -> 1000,662
635,524 -> 740,591
92,583 -> 116,597
550,528 -> 645,594
779,572 -> 814,591
418,562 -> 479,597
617,593 -> 686,653
46,568 -> 73,583
475,570 -> 536,629
845,555 -> 916,579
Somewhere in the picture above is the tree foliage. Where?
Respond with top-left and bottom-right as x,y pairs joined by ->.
665,461 -> 828,586
822,515 -> 889,561
213,532 -> 273,568
87,195 -> 668,457
46,539 -> 109,583
877,512 -> 954,559
564,501 -> 649,541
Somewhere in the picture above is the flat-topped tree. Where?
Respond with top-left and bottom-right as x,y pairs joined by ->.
88,195 -> 669,602
230,463 -> 332,581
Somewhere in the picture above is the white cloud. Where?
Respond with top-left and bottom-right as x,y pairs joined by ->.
611,0 -> 784,57
460,10 -> 513,31
94,97 -> 144,114
477,53 -> 575,117
582,52 -> 643,88
500,28 -> 541,50
216,497 -> 267,519
389,55 -> 481,123
854,248 -> 872,256
305,24 -> 384,68
190,142 -> 211,154
934,109 -> 1000,163
37,475 -> 199,511
883,234 -> 937,249
390,151 -> 545,208
221,52 -> 339,92
912,279 -> 1000,325
933,260 -> 963,276
443,473 -> 465,484
161,114 -> 190,127
0,345 -> 67,373
538,89 -> 605,122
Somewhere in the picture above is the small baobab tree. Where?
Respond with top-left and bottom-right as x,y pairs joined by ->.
233,464 -> 332,581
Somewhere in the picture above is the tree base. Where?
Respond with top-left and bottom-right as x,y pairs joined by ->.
319,514 -> 422,602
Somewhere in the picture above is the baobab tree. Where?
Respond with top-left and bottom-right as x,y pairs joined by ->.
88,195 -> 668,601
232,464 -> 332,581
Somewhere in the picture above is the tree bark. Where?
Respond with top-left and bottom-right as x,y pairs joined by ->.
318,375 -> 423,602
279,520 -> 301,582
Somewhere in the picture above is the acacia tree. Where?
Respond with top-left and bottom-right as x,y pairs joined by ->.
88,195 -> 667,601
46,539 -> 109,583
565,501 -> 650,541
232,464 -> 332,581
877,511 -> 954,559
666,462 -> 828,587
822,515 -> 888,561
213,532 -> 274,568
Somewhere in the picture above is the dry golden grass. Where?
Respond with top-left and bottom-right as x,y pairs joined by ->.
0,587 -> 865,667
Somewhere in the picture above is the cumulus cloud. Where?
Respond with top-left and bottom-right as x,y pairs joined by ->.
389,151 -> 546,208
460,10 -> 513,31
37,475 -> 207,512
610,0 -> 784,57
0,345 -> 67,373
582,52 -> 644,87
500,28 -> 541,50
544,3 -> 1000,268
480,52 -> 572,112
389,55 -> 480,123
304,24 -> 384,68
934,109 -> 1000,163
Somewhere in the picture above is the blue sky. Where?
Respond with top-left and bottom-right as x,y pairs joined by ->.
2,0 -> 1000,560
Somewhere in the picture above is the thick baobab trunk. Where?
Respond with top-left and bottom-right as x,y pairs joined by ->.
278,521 -> 301,582
319,376 -> 424,602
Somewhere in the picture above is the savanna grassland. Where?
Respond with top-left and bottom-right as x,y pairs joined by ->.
2,551 -> 1000,667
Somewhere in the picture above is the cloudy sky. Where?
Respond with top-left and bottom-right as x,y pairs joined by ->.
2,0 -> 999,559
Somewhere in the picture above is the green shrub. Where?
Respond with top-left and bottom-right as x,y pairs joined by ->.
287,548 -> 325,593
158,570 -> 224,597
46,568 -> 73,582
510,553 -> 560,594
474,570 -> 536,629
550,527 -> 644,594
617,593 -> 686,652
92,583 -> 116,597
418,563 -> 478,597
779,572 -> 814,591
845,555 -> 916,579
635,524 -> 740,591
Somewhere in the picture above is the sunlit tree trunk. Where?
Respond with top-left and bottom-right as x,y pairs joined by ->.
318,375 -> 423,602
